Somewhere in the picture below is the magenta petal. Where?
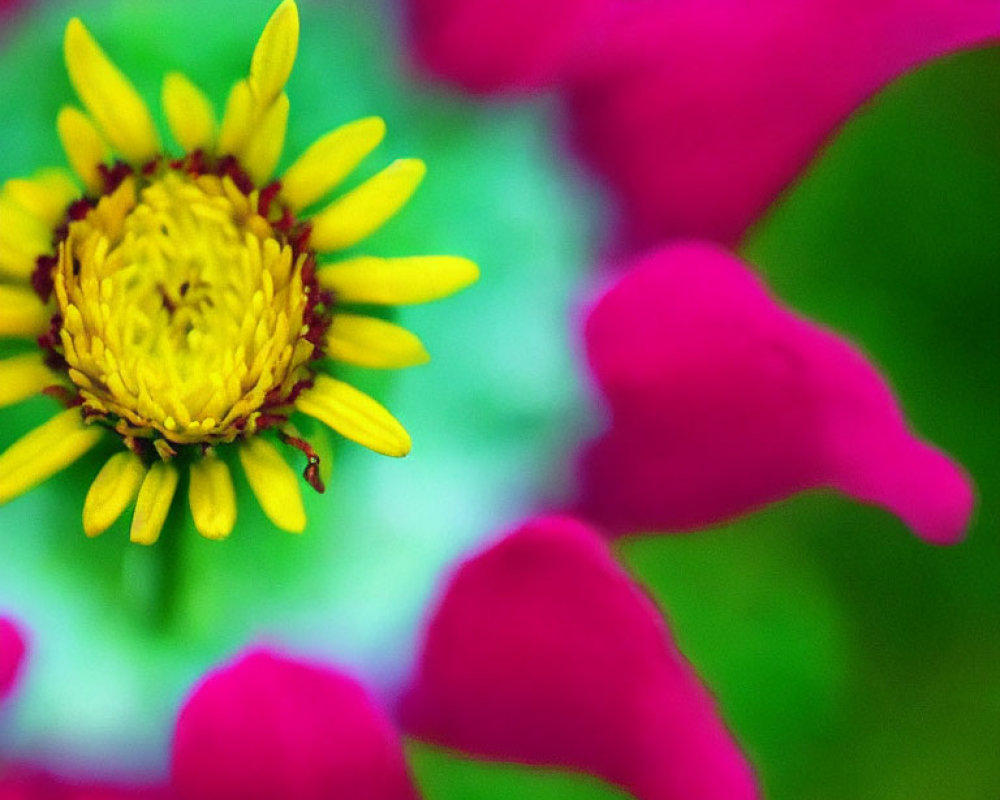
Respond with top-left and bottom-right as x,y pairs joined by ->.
0,769 -> 168,800
170,649 -> 418,800
402,515 -> 758,799
0,0 -> 23,18
405,0 -> 610,93
566,1 -> 1000,247
0,616 -> 27,705
576,242 -> 973,543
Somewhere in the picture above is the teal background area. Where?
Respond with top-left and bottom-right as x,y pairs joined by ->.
0,1 -> 998,799
0,0 -> 603,780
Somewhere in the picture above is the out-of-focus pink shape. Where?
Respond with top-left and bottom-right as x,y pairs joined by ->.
402,515 -> 759,799
0,0 -> 24,22
0,617 -> 26,705
566,0 -> 1000,247
0,769 -> 169,800
404,0 -> 610,93
170,649 -> 418,800
575,242 -> 974,543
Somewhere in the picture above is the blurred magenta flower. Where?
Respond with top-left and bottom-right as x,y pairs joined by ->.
574,243 -> 973,543
2,517 -> 757,798
0,618 -> 26,704
405,0 -> 609,92
406,0 -> 1000,246
171,649 -> 418,800
402,516 -> 757,799
0,769 -> 164,800
565,0 -> 1000,247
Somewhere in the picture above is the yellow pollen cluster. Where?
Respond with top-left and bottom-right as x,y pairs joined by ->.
56,172 -> 316,448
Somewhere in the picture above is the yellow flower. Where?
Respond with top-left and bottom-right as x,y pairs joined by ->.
0,0 -> 478,544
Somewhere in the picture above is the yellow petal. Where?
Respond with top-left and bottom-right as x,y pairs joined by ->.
249,0 -> 299,108
0,353 -> 57,408
316,255 -> 479,305
241,93 -> 289,185
162,72 -> 217,154
0,285 -> 50,338
0,408 -> 102,505
189,453 -> 237,541
280,117 -> 385,211
0,252 -> 35,286
295,374 -> 410,457
83,450 -> 146,537
3,169 -> 79,227
0,241 -> 37,282
0,192 -> 51,281
238,436 -> 306,533
64,18 -> 160,163
0,192 -> 53,257
130,461 -> 179,545
218,80 -> 255,158
325,314 -> 429,369
57,106 -> 109,193
309,158 -> 426,252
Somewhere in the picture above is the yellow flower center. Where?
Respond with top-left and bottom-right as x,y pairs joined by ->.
48,162 -> 329,456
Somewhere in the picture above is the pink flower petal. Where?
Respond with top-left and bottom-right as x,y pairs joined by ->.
0,769 -> 168,800
404,0 -> 610,93
0,0 -> 23,18
566,0 -> 1000,247
575,242 -> 973,543
170,649 -> 418,800
402,515 -> 758,799
0,616 -> 27,705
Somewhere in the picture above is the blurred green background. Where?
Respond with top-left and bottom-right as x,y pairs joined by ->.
1,1 -> 998,798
